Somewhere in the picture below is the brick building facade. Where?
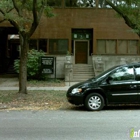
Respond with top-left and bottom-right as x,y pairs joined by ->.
0,2 -> 139,81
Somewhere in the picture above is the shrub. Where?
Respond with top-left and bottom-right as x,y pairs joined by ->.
14,49 -> 47,80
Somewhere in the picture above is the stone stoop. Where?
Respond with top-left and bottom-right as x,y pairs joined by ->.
72,64 -> 95,82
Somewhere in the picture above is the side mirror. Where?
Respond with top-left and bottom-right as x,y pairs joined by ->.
106,76 -> 113,84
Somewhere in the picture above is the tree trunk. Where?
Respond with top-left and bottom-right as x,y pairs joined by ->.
139,37 -> 140,54
18,35 -> 29,94
61,0 -> 65,8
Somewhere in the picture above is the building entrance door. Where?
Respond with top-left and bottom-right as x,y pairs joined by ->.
74,40 -> 89,64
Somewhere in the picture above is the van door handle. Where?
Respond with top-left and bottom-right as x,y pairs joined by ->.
130,85 -> 137,88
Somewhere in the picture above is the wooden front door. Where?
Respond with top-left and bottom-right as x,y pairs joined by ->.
75,41 -> 88,64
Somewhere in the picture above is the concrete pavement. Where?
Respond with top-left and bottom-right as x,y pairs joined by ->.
0,86 -> 70,91
0,77 -> 78,91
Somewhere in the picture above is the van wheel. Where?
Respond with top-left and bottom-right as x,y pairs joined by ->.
85,93 -> 104,111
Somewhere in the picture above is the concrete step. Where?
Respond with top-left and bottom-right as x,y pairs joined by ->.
72,64 -> 95,81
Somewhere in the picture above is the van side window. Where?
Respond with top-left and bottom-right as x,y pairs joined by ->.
110,66 -> 134,82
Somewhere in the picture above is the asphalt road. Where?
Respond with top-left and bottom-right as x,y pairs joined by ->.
0,107 -> 140,140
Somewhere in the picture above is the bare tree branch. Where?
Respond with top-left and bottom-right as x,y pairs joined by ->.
0,19 -> 5,23
38,0 -> 45,21
28,0 -> 40,37
6,8 -> 14,13
8,19 -> 20,32
32,0 -> 38,24
12,0 -> 22,16
0,9 -> 5,15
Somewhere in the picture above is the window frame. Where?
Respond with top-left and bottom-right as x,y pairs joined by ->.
48,39 -> 69,55
97,39 -> 139,55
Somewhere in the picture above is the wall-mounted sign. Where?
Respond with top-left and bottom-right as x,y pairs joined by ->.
41,57 -> 54,66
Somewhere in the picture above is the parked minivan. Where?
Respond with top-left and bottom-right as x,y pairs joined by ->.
66,63 -> 140,111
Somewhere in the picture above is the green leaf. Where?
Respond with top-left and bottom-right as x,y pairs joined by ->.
130,128 -> 134,138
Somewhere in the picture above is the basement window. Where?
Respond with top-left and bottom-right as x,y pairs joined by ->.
29,39 -> 37,50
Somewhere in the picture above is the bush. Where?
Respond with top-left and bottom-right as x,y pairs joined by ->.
14,49 -> 47,80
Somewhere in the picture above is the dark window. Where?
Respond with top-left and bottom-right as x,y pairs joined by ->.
47,0 -> 62,7
29,39 -> 37,50
49,39 -> 68,54
39,39 -> 47,52
65,0 -> 78,7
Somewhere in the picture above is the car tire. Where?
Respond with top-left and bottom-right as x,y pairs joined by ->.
85,93 -> 104,111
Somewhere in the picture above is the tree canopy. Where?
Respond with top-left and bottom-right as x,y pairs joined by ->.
0,0 -> 54,94
0,0 -> 53,36
106,0 -> 140,37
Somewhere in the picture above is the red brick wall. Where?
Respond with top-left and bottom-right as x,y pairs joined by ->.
0,8 -> 139,54
0,8 -> 138,39
33,8 -> 139,39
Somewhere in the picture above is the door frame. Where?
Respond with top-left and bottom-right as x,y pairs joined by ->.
74,40 -> 89,64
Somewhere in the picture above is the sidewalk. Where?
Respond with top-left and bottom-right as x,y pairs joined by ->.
0,86 -> 70,91
0,77 -> 77,91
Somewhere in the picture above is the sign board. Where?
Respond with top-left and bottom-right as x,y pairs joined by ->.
42,68 -> 53,74
40,57 -> 55,74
